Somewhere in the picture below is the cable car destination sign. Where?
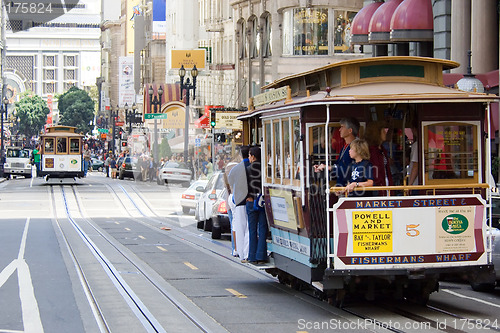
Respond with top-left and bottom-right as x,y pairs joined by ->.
253,86 -> 288,107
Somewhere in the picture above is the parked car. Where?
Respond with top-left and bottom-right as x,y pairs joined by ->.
209,187 -> 231,239
180,179 -> 208,214
91,157 -> 104,172
195,171 -> 226,231
118,156 -> 140,180
3,146 -> 32,178
159,161 -> 192,187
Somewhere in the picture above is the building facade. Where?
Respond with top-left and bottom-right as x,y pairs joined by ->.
4,0 -> 102,122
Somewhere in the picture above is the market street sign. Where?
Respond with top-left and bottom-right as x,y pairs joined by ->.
98,128 -> 109,133
145,113 -> 168,120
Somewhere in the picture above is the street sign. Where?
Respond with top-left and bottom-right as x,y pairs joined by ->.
115,121 -> 125,126
195,138 -> 201,147
145,113 -> 168,120
98,128 -> 109,133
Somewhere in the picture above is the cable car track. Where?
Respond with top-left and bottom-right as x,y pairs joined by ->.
50,184 -> 220,333
61,181 -> 500,333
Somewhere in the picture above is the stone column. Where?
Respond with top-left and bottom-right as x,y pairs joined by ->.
450,0 -> 471,73
471,0 -> 498,73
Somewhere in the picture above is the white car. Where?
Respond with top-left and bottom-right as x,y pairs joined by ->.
195,172 -> 226,230
159,161 -> 192,187
180,179 -> 208,214
4,147 -> 32,178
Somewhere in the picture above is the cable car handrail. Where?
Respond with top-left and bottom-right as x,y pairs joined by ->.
329,183 -> 490,195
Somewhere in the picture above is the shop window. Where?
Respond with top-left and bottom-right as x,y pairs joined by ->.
283,8 -> 328,56
423,122 -> 479,184
333,11 -> 356,53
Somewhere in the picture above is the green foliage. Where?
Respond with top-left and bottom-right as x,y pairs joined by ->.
58,86 -> 95,134
159,137 -> 172,159
15,91 -> 50,139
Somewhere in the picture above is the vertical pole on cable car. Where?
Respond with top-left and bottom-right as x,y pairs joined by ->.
325,104 -> 331,269
487,102 -> 493,263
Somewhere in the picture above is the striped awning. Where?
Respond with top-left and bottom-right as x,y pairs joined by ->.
143,83 -> 181,116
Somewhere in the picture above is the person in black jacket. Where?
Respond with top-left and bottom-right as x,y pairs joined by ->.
246,146 -> 268,263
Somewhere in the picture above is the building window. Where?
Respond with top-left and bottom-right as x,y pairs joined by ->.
261,13 -> 272,58
248,16 -> 259,59
283,8 -> 328,56
43,55 -> 57,67
333,11 -> 356,53
64,69 -> 76,80
43,82 -> 56,94
64,82 -> 76,90
237,19 -> 246,59
44,69 -> 55,80
64,55 -> 77,67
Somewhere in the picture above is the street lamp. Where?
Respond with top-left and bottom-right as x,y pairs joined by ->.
179,65 -> 198,164
126,103 -> 140,134
0,97 -> 7,176
110,104 -> 119,156
148,85 -> 163,164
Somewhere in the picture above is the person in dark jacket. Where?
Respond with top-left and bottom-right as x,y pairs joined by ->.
246,146 -> 268,263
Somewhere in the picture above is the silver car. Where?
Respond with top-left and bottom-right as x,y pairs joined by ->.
159,161 -> 192,187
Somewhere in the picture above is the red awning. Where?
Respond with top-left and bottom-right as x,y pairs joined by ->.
195,115 -> 210,129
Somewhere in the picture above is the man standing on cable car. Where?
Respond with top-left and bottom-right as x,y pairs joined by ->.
313,117 -> 360,186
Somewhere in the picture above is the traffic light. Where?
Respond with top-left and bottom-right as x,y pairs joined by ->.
210,111 -> 216,128
121,141 -> 128,147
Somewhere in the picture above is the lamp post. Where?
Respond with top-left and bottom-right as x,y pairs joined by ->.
0,97 -> 7,177
110,104 -> 118,156
148,85 -> 163,164
126,103 -> 140,134
179,65 -> 198,164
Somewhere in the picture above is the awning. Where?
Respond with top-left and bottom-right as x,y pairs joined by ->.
194,115 -> 210,129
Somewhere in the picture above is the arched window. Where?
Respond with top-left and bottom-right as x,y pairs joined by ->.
237,19 -> 246,59
248,16 -> 258,59
261,13 -> 272,58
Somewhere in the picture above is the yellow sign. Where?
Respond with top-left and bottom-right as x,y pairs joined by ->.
216,112 -> 243,130
160,102 -> 186,129
171,50 -> 206,69
352,211 -> 393,253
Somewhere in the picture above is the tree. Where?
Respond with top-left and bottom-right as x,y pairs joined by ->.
15,92 -> 50,139
58,86 -> 95,134
159,137 -> 172,159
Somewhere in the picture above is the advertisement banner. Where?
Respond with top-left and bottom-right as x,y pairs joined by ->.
119,57 -> 135,107
333,195 -> 487,269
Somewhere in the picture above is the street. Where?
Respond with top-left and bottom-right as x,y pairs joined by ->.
0,173 -> 499,332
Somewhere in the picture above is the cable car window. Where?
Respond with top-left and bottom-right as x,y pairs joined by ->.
264,121 -> 272,181
283,119 -> 291,184
70,138 -> 80,154
57,137 -> 67,154
292,118 -> 301,183
44,138 -> 55,153
424,122 -> 478,184
274,120 -> 282,182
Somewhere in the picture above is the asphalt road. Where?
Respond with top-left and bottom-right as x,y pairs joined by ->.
0,172 -> 499,333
